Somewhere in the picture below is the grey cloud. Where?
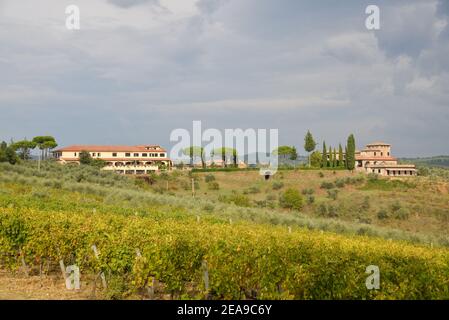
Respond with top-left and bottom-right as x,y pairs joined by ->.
196,0 -> 229,14
106,0 -> 159,8
1,0 -> 448,156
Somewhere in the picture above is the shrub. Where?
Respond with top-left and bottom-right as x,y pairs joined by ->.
394,208 -> 410,220
203,204 -> 215,212
244,186 -> 261,194
219,193 -> 251,207
180,181 -> 190,191
320,181 -> 335,190
301,188 -> 314,195
306,195 -> 315,204
254,200 -> 268,208
205,174 -> 216,183
327,189 -> 339,200
391,201 -> 402,213
335,178 -> 346,188
272,181 -> 284,190
318,172 -> 324,178
266,194 -> 277,201
279,188 -> 303,211
208,182 -> 220,190
316,203 -> 338,218
360,196 -> 371,211
327,204 -> 339,218
377,209 -> 389,220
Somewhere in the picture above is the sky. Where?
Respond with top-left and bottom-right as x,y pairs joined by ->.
0,0 -> 448,157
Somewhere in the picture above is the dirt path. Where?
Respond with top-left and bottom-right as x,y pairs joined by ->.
0,269 -> 96,300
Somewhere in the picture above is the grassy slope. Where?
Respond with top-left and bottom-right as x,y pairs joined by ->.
1,161 -> 449,299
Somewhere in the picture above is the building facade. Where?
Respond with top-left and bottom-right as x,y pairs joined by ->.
355,142 -> 416,177
53,145 -> 172,174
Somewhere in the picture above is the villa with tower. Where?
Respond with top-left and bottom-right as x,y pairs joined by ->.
355,142 -> 416,177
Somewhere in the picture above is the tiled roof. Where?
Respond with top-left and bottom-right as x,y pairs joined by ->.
355,156 -> 397,161
54,145 -> 166,152
366,142 -> 391,146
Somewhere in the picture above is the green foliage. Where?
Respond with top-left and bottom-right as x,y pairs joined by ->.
377,209 -> 389,220
338,144 -> 344,167
0,141 -> 18,164
362,177 -> 416,191
346,134 -> 356,170
244,186 -> 261,194
301,188 -> 314,195
274,146 -> 297,162
335,178 -> 346,188
204,174 -> 216,183
321,141 -> 327,168
272,181 -> 284,190
279,188 -> 303,211
320,181 -> 335,189
79,150 -> 92,165
208,182 -> 220,190
32,136 -> 57,160
316,203 -> 339,218
304,130 -> 317,157
327,189 -> 339,200
2,207 -> 449,299
183,146 -> 205,167
310,151 -> 322,168
306,195 -> 315,204
219,193 -> 251,207
304,130 -> 317,167
360,196 -> 371,211
394,207 -> 410,220
12,140 -> 36,160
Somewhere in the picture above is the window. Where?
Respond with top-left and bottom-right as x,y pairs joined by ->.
381,152 -> 383,156
387,152 -> 390,156
378,169 -> 381,173
134,153 -> 139,157
92,153 -> 96,157
125,153 -> 131,157
159,153 -> 165,157
98,153 -> 101,157
74,152 -> 77,157
374,152 -> 376,156
142,153 -> 147,157
112,153 -> 117,157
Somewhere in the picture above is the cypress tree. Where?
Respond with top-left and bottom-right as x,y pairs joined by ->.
333,148 -> 337,168
338,144 -> 343,167
344,145 -> 348,169
321,141 -> 327,168
328,146 -> 333,167
346,134 -> 356,171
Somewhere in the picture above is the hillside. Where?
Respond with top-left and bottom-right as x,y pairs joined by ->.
400,155 -> 449,168
1,161 -> 449,299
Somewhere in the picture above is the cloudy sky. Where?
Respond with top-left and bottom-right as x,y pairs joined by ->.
0,0 -> 448,157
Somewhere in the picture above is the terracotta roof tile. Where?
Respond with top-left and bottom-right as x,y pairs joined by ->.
54,145 -> 166,152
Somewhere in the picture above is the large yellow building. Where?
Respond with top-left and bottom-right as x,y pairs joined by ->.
355,142 -> 416,177
53,145 -> 172,174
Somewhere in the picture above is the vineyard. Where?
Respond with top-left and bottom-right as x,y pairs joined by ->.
1,162 -> 449,299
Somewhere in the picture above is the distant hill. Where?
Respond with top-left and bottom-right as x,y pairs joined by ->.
400,156 -> 449,168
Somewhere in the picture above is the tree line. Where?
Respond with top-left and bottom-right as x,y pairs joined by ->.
179,131 -> 356,171
303,130 -> 356,170
0,136 -> 58,164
